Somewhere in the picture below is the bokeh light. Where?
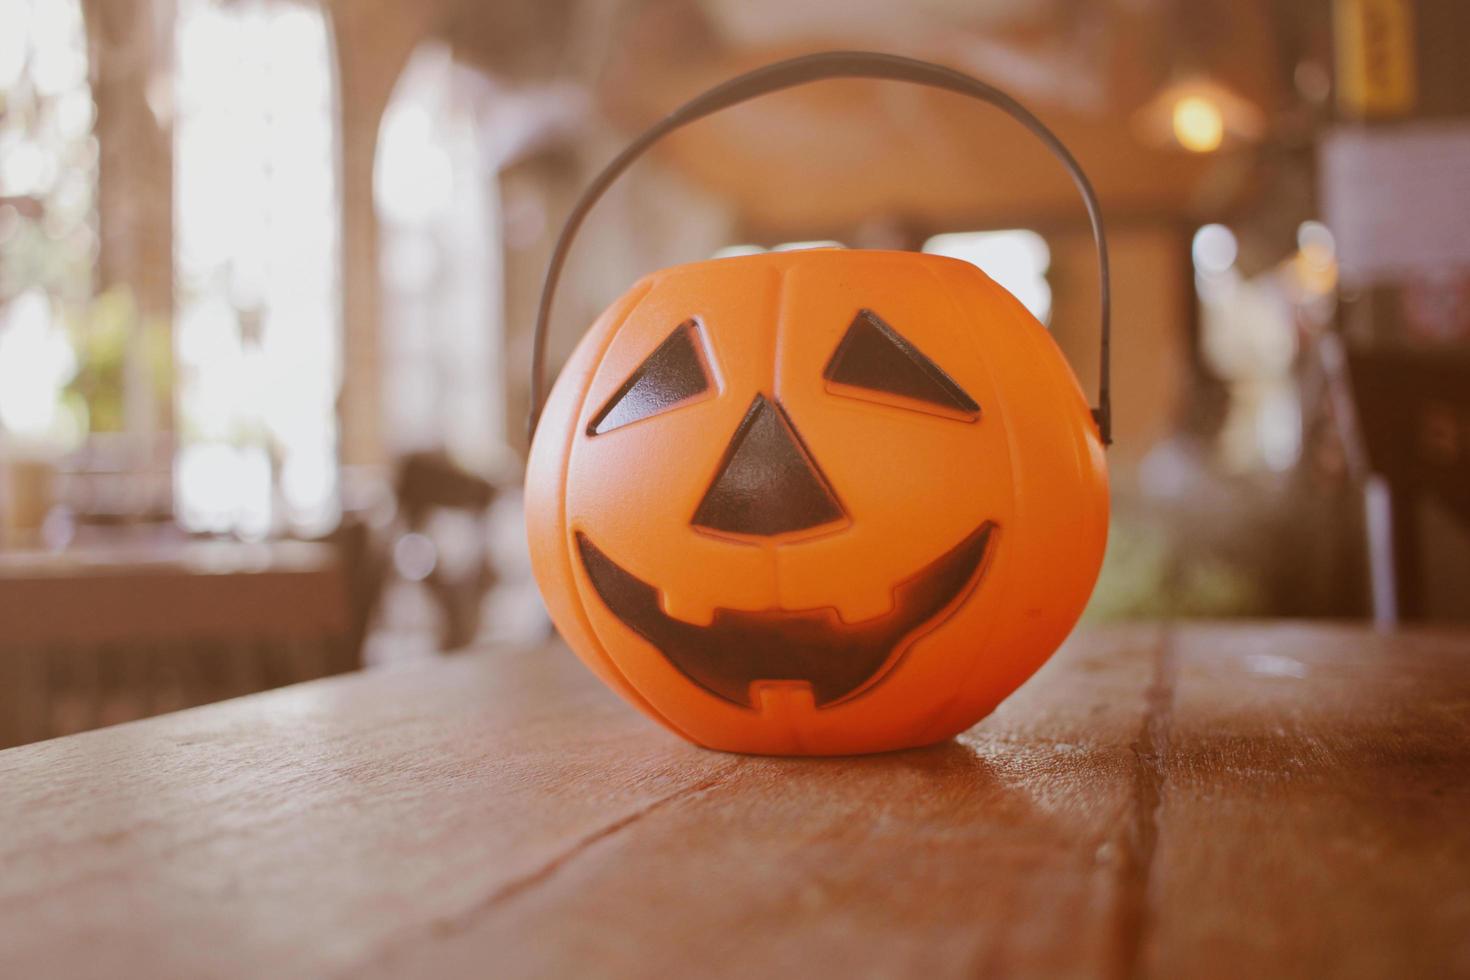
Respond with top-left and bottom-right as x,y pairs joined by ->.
1172,94 -> 1225,153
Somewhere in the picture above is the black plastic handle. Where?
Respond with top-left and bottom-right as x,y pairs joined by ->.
528,50 -> 1111,446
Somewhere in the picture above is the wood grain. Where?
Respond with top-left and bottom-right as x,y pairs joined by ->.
1144,624 -> 1470,980
1,623 -> 1467,979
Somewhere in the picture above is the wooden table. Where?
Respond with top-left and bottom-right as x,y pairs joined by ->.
0,539 -> 348,648
0,539 -> 354,749
2,623 -> 1468,978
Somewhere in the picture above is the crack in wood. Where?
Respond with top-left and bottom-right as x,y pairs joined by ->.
344,767 -> 736,976
461,771 -> 733,915
1112,627 -> 1177,980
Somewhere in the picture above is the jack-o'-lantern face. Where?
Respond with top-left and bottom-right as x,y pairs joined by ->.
574,304 -> 996,710
527,249 -> 1108,756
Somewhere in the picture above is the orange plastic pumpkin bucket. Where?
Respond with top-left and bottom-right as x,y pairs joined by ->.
525,52 -> 1111,756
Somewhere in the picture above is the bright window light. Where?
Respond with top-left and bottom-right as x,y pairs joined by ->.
0,291 -> 77,441
712,241 -> 844,259
923,230 -> 1052,323
710,244 -> 767,259
375,42 -> 505,470
173,0 -> 341,536
0,0 -> 95,450
770,240 -> 843,252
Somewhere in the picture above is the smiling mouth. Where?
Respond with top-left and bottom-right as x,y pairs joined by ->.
574,522 -> 996,710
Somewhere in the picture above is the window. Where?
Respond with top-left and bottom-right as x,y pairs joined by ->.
0,0 -> 96,446
375,42 -> 504,471
923,230 -> 1052,324
172,0 -> 340,537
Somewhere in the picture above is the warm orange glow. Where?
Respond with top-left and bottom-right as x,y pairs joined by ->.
1172,95 -> 1225,153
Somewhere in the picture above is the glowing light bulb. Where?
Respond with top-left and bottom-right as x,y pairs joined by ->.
1172,95 -> 1225,153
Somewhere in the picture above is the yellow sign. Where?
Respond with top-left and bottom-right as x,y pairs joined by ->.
1335,0 -> 1417,117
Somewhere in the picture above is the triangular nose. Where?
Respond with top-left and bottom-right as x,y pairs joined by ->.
692,394 -> 847,538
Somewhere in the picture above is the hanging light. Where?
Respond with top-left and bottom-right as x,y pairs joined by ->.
1135,77 -> 1265,154
1172,95 -> 1225,152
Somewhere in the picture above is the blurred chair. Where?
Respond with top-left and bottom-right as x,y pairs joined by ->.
390,451 -> 499,651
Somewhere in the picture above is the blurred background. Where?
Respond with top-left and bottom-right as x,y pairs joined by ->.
2,0 -> 1468,747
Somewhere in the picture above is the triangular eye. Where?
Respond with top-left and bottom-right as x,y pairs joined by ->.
823,310 -> 980,420
588,320 -> 713,435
